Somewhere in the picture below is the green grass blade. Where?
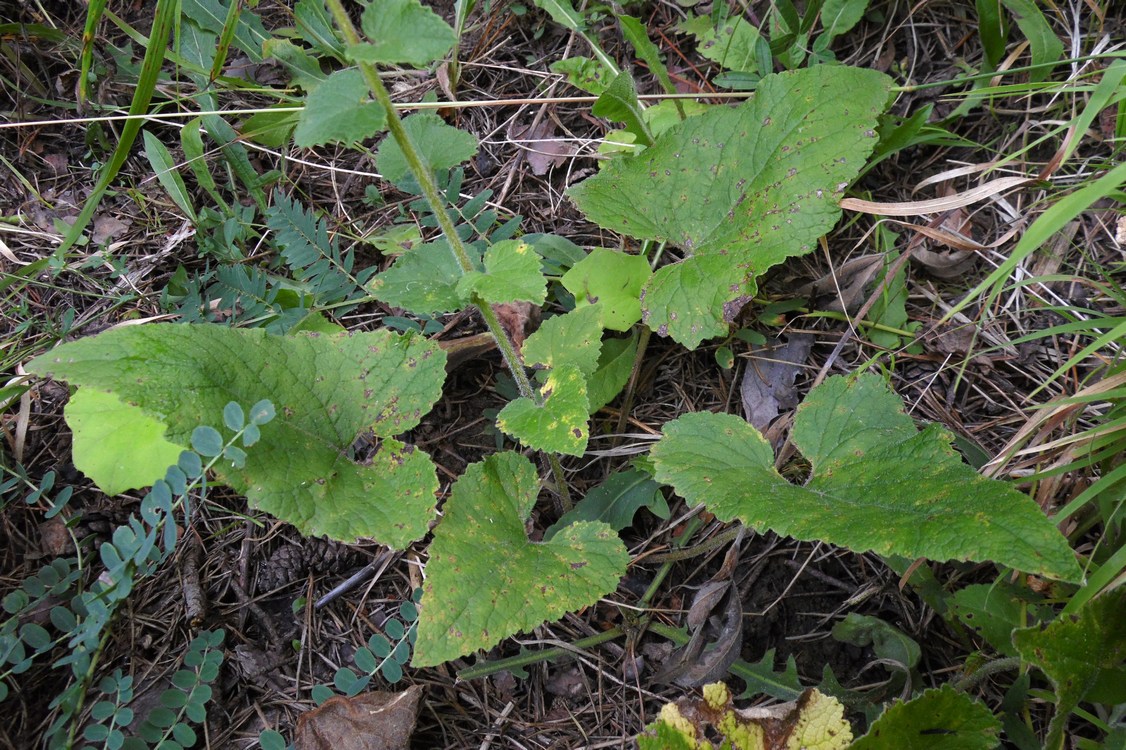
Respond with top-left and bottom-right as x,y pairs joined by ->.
78,0 -> 108,110
209,0 -> 243,83
943,160 -> 1126,323
143,131 -> 198,222
56,0 -> 181,255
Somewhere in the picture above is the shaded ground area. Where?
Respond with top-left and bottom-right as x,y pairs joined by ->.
2,0 -> 1123,747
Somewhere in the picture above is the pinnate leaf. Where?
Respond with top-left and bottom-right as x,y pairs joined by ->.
28,324 -> 446,547
294,69 -> 386,147
350,0 -> 456,66
650,374 -> 1082,582
561,248 -> 651,331
1013,588 -> 1126,749
496,365 -> 589,456
851,685 -> 1000,749
570,66 -> 891,347
413,452 -> 628,666
63,389 -> 185,495
457,240 -> 547,305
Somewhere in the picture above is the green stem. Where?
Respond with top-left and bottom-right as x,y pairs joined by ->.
322,0 -> 572,510
952,656 -> 1024,692
643,524 -> 743,564
456,627 -> 625,681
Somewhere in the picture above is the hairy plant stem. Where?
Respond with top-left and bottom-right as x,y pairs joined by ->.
322,0 -> 572,508
456,627 -> 625,681
643,524 -> 743,565
952,656 -> 1024,692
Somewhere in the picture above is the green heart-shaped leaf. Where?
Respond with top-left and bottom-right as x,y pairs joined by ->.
413,452 -> 628,666
496,364 -> 589,456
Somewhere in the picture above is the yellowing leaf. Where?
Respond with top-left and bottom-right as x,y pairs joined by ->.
456,240 -> 547,305
496,364 -> 589,456
570,66 -> 891,348
28,324 -> 447,547
521,305 -> 604,376
650,374 -> 1083,582
65,389 -> 186,496
413,452 -> 628,666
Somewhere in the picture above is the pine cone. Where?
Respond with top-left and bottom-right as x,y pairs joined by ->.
256,538 -> 363,593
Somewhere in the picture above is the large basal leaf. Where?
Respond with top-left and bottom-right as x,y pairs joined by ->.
851,685 -> 1001,749
650,374 -> 1082,582
28,324 -> 446,547
413,452 -> 629,666
64,389 -> 185,496
569,66 -> 891,348
1013,588 -> 1126,749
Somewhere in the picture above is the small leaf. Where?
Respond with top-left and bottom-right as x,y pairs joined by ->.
593,71 -> 652,147
376,113 -> 478,187
223,402 -> 245,431
1013,588 -> 1126,749
191,426 -> 224,457
369,633 -> 392,658
413,452 -> 629,666
561,248 -> 651,332
521,305 -> 604,377
368,239 -> 470,315
650,374 -> 1083,582
353,646 -> 376,673
851,684 -> 1001,749
241,423 -> 261,447
831,614 -> 920,672
385,618 -> 406,641
294,69 -> 387,148
64,389 -> 185,495
550,56 -> 613,96
681,14 -> 761,72
350,0 -> 456,66
456,240 -> 547,305
586,333 -> 638,413
249,399 -> 276,425
381,659 -> 403,683
545,469 -> 666,539
951,582 -> 1047,658
496,365 -> 589,456
223,444 -> 248,468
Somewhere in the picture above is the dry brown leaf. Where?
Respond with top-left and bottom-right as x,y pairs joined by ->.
92,214 -> 130,245
509,119 -> 573,175
295,685 -> 423,750
795,254 -> 884,314
840,175 -> 1030,216
740,335 -> 814,433
491,301 -> 539,350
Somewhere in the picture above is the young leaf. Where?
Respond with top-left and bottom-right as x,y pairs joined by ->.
550,56 -> 613,96
560,248 -> 651,332
191,426 -> 224,457
456,240 -> 547,305
650,374 -> 1083,583
294,69 -> 387,148
851,684 -> 1001,749
64,389 -> 186,495
368,239 -> 471,315
28,325 -> 447,547
413,452 -> 628,666
1012,589 -> 1126,750
349,0 -> 456,67
376,113 -> 479,187
545,469 -> 667,539
521,305 -> 604,377
680,14 -> 761,73
496,364 -> 589,456
593,72 -> 653,147
569,66 -> 891,348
